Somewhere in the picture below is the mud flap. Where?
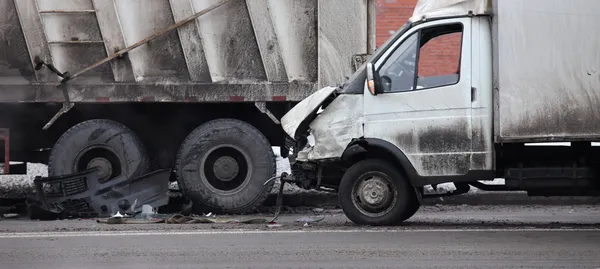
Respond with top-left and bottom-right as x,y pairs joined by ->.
26,168 -> 170,219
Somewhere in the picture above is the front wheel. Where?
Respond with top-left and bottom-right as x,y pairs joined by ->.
338,159 -> 420,226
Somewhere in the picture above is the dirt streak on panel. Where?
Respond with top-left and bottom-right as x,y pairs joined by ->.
318,0 -> 368,88
92,0 -> 136,82
114,0 -> 189,82
0,0 -> 34,84
13,0 -> 56,82
192,0 -> 266,82
169,0 -> 212,82
268,0 -> 317,82
246,0 -> 287,82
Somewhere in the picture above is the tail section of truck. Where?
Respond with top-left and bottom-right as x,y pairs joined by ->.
0,0 -> 376,215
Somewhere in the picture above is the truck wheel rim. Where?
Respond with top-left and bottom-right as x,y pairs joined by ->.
74,146 -> 122,182
351,172 -> 397,218
199,144 -> 252,195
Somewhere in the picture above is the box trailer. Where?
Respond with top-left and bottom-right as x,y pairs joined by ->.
281,0 -> 600,225
0,0 -> 376,216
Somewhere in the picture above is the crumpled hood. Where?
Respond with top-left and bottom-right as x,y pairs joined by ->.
281,86 -> 338,140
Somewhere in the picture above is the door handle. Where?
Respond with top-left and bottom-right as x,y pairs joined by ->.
471,87 -> 477,102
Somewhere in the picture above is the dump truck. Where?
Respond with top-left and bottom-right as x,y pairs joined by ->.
0,0 -> 377,217
281,0 -> 600,226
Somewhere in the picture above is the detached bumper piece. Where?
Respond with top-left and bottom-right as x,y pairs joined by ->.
26,168 -> 170,220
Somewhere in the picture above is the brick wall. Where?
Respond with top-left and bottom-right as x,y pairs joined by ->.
376,0 -> 461,77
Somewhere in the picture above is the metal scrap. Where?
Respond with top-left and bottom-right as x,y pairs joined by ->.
26,168 -> 170,219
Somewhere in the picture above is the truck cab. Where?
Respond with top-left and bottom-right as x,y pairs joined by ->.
281,0 -> 600,226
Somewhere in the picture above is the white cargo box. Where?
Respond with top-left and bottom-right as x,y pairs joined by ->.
493,0 -> 600,142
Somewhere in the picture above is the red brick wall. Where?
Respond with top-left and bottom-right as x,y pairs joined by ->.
376,0 -> 461,77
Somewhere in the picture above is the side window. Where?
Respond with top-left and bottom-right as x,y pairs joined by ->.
378,32 -> 418,93
378,23 -> 463,93
417,25 -> 463,89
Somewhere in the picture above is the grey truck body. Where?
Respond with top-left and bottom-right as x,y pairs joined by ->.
0,0 -> 375,103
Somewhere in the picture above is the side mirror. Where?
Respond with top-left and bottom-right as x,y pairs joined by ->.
366,62 -> 378,95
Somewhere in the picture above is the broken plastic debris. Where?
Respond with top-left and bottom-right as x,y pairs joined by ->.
295,216 -> 325,223
2,213 -> 19,219
142,204 -> 153,214
313,208 -> 324,213
112,211 -> 123,218
267,221 -> 282,228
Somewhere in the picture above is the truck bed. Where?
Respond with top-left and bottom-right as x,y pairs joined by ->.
0,0 -> 375,103
494,0 -> 600,142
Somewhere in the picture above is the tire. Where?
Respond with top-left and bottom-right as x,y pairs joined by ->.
339,159 -> 420,226
48,119 -> 150,182
175,119 -> 276,215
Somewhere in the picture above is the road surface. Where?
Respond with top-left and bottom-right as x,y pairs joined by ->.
1,228 -> 599,269
0,205 -> 598,268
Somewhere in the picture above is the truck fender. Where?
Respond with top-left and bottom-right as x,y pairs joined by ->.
340,138 -> 424,204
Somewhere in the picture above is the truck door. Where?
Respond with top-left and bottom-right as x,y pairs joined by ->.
363,17 -> 473,177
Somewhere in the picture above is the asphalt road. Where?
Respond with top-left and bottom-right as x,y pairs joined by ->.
0,205 -> 599,268
1,228 -> 599,269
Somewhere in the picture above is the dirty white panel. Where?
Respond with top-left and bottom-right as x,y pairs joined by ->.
301,95 -> 365,161
91,0 -> 135,82
36,0 -> 93,11
41,13 -> 101,43
281,86 -> 338,139
114,0 -> 189,82
469,16 -> 494,171
410,0 -> 491,22
318,0 -> 369,88
37,0 -> 111,81
496,0 -> 600,141
14,0 -> 56,82
268,0 -> 317,82
169,0 -> 212,82
0,0 -> 35,84
246,0 -> 287,82
191,0 -> 266,82
49,43 -> 111,83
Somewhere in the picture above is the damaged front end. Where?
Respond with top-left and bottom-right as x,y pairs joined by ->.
281,85 -> 365,191
26,168 -> 170,219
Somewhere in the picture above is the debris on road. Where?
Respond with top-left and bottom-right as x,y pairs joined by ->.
267,222 -> 283,228
2,213 -> 19,219
25,168 -> 170,219
295,216 -> 325,224
96,213 -> 269,225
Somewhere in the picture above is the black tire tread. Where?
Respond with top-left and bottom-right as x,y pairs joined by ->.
339,159 -> 420,226
175,119 -> 276,215
48,119 -> 149,177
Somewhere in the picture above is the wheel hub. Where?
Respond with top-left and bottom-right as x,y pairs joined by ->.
87,157 -> 113,181
357,176 -> 392,209
212,156 -> 239,182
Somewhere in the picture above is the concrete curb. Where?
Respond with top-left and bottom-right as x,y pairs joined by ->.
263,191 -> 600,208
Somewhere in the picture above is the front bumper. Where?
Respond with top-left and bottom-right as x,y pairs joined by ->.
26,168 -> 170,219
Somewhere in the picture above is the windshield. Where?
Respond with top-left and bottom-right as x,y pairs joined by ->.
339,21 -> 412,93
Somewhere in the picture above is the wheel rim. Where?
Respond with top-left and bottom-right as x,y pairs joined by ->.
351,172 -> 397,218
74,146 -> 122,182
199,144 -> 252,194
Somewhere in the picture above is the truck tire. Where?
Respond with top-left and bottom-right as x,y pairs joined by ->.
175,119 -> 276,214
339,159 -> 420,226
48,119 -> 150,182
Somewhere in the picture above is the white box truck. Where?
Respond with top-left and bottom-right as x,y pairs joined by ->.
281,0 -> 600,225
